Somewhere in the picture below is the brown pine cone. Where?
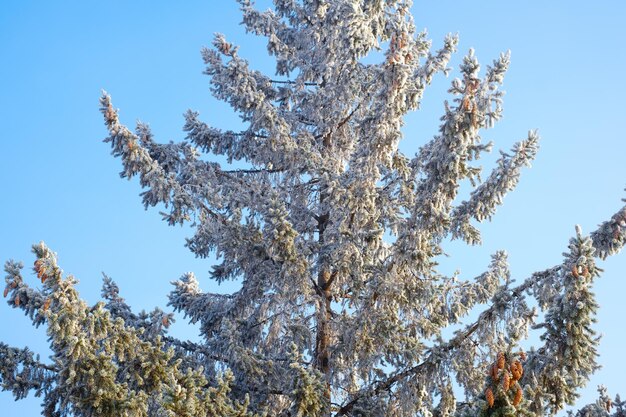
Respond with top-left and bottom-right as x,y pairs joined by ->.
513,386 -> 523,406
497,352 -> 506,369
486,388 -> 495,408
502,371 -> 511,391
491,364 -> 499,381
510,360 -> 523,380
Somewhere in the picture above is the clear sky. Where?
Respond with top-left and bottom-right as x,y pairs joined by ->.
1,1 -> 625,415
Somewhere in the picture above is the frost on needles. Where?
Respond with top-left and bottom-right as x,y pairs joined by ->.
2,1 -> 626,416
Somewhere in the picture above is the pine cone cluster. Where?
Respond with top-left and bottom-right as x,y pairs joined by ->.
484,350 -> 526,411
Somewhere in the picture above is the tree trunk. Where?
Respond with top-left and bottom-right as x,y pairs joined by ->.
315,132 -> 333,413
315,269 -> 332,409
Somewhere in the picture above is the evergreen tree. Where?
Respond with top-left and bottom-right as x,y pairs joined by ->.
2,1 -> 625,416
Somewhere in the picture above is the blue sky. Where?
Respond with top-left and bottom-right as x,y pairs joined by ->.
1,1 -> 625,414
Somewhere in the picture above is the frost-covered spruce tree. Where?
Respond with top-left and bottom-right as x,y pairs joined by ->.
2,1 -> 626,416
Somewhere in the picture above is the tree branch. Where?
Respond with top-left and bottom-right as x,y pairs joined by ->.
270,79 -> 318,86
335,196 -> 625,417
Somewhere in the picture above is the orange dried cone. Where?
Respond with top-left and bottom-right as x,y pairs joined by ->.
515,360 -> 523,378
14,294 -> 20,307
491,364 -> 499,381
502,371 -> 511,391
486,388 -> 495,408
519,350 -> 527,361
510,360 -> 523,381
3,287 -> 8,298
497,352 -> 506,369
42,298 -> 51,312
513,386 -> 523,406
34,260 -> 47,282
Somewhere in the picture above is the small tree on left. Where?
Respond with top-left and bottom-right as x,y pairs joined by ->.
1,243 -> 259,417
